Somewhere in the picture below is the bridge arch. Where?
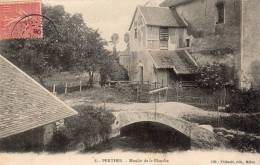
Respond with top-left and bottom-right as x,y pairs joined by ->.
111,111 -> 219,149
120,121 -> 192,150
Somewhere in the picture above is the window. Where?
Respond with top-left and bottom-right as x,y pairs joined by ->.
159,27 -> 169,49
216,2 -> 225,24
186,39 -> 190,47
134,28 -> 138,39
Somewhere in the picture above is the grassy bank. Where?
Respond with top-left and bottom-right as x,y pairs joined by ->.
183,113 -> 260,134
60,87 -> 132,104
183,113 -> 260,153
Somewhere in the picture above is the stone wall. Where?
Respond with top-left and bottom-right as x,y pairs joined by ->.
0,123 -> 56,152
173,0 -> 241,81
0,127 -> 44,152
174,0 -> 241,52
240,0 -> 260,89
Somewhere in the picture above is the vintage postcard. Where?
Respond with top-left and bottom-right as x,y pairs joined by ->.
0,0 -> 259,165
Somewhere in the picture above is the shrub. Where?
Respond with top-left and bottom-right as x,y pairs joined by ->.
45,106 -> 115,152
196,63 -> 229,91
228,88 -> 259,113
183,114 -> 260,134
64,105 -> 115,150
45,131 -> 70,152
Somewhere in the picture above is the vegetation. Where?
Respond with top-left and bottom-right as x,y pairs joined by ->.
47,105 -> 115,152
60,87 -> 132,104
0,5 -> 109,87
183,113 -> 260,153
183,113 -> 260,134
46,130 -> 70,152
227,88 -> 259,113
196,63 -> 230,91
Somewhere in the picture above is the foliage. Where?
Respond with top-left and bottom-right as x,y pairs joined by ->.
99,54 -> 129,86
45,130 -> 70,152
230,134 -> 260,153
64,105 -> 115,149
196,63 -> 227,91
183,113 -> 260,134
0,5 -> 108,86
227,88 -> 259,113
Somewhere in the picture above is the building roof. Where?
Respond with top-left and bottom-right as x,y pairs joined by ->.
129,6 -> 186,30
160,0 -> 195,7
0,55 -> 78,139
149,50 -> 198,74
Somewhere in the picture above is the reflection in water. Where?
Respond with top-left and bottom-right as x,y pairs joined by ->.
87,122 -> 191,153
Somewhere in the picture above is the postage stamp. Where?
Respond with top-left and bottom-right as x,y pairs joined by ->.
0,0 -> 42,40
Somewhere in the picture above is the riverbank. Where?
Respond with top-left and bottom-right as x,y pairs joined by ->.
60,89 -> 260,153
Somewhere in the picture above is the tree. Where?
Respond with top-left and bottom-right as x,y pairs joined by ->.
72,28 -> 109,87
0,5 -> 108,87
0,5 -> 71,84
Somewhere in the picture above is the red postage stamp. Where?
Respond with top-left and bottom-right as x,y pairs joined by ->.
0,0 -> 42,40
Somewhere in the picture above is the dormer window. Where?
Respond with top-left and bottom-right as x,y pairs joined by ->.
216,2 -> 225,24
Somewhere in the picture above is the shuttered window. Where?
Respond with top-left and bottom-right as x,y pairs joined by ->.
159,27 -> 169,49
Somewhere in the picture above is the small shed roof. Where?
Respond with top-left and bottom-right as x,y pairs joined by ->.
0,55 -> 78,139
149,50 -> 198,74
129,6 -> 186,30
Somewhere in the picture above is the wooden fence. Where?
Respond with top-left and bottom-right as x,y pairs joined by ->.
45,80 -> 101,95
100,80 -> 229,110
45,79 -> 230,111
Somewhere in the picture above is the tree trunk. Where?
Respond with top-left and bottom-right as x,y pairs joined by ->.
100,69 -> 107,87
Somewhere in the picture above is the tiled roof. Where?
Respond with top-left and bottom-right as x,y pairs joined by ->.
139,6 -> 187,27
0,55 -> 77,139
160,0 -> 194,7
149,50 -> 198,74
129,6 -> 186,30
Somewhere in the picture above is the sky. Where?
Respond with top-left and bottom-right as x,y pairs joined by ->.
43,0 -> 163,50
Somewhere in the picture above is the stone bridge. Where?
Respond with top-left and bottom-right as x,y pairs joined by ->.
65,98 -> 223,149
104,102 -> 222,149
